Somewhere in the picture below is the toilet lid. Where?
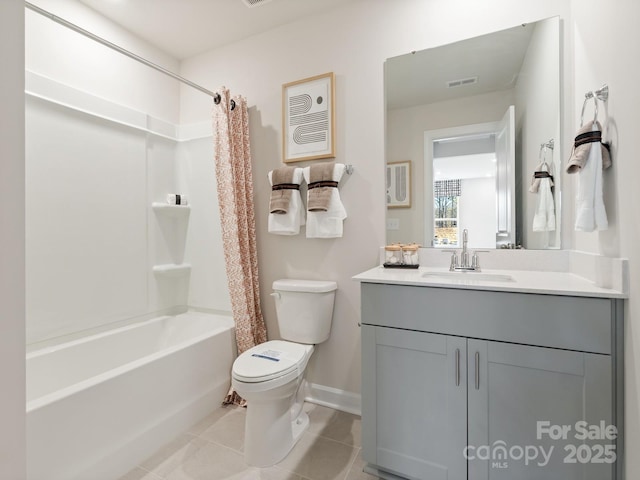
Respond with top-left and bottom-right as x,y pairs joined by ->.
233,340 -> 311,383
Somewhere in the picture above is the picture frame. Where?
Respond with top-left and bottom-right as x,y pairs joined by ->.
386,161 -> 411,208
282,72 -> 335,163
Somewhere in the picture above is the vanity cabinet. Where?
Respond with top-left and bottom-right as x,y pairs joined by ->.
360,282 -> 623,480
362,326 -> 467,479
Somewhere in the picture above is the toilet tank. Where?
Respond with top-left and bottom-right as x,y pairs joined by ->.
272,279 -> 337,344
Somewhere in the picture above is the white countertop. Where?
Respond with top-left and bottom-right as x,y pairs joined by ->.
353,265 -> 627,299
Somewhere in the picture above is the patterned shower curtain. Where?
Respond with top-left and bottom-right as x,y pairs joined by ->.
212,87 -> 267,406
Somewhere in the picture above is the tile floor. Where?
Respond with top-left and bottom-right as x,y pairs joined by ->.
120,403 -> 378,480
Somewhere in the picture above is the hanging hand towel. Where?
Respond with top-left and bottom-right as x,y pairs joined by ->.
268,167 -> 305,235
529,161 -> 554,194
269,166 -> 297,214
531,163 -> 556,232
307,162 -> 338,211
571,122 -> 609,231
303,163 -> 347,238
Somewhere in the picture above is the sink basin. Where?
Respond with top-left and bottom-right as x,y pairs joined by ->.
421,271 -> 514,283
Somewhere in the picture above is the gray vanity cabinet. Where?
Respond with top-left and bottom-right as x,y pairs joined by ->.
467,339 -> 612,480
360,282 -> 623,480
361,326 -> 467,480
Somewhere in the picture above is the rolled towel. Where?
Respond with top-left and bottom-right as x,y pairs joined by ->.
566,120 -> 611,174
307,162 -> 338,212
269,166 -> 298,214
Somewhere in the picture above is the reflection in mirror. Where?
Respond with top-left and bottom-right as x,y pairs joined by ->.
385,16 -> 560,250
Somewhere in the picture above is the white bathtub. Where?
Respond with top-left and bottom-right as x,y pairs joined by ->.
26,311 -> 235,480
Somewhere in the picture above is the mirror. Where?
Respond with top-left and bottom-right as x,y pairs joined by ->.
385,17 -> 561,249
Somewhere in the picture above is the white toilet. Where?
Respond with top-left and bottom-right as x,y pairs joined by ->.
231,278 -> 337,467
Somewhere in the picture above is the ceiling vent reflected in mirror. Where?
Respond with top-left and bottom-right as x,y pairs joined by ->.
446,76 -> 478,88
241,0 -> 273,7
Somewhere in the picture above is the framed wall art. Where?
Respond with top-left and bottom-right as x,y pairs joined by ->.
386,161 -> 411,208
282,72 -> 335,163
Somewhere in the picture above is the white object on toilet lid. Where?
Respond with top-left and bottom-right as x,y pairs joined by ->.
233,340 -> 311,383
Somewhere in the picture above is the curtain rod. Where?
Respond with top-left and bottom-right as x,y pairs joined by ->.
25,1 -> 217,99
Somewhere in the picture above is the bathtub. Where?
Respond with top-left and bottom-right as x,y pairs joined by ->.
26,311 -> 235,480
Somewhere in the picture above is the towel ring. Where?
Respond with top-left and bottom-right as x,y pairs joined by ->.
580,92 -> 598,127
539,139 -> 554,166
539,145 -> 547,165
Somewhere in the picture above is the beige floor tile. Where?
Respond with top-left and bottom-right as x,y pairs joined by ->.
118,466 -> 162,480
164,441 -> 252,480
275,432 -> 358,480
135,403 -> 361,480
344,449 -> 379,480
198,407 -> 247,452
140,434 -> 208,478
187,405 -> 243,436
304,404 -> 362,447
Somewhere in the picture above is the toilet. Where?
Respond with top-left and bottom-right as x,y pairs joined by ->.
231,278 -> 337,467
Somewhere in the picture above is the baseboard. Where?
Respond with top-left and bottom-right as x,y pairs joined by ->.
304,382 -> 361,416
363,464 -> 406,480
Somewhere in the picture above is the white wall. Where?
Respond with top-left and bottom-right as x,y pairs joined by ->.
179,0 -> 572,396
515,17 -> 561,249
569,1 -> 640,478
460,177 -> 497,248
0,0 -> 26,477
387,90 -> 515,245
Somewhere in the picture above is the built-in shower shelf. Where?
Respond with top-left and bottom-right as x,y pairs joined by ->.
152,263 -> 192,277
151,202 -> 191,217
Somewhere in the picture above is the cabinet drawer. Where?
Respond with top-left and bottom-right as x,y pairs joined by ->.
361,283 -> 612,354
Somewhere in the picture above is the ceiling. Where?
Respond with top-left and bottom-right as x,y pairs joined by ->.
385,22 -> 535,110
77,0 -> 359,60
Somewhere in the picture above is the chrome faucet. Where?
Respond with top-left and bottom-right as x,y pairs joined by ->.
461,229 -> 470,269
444,229 -> 488,272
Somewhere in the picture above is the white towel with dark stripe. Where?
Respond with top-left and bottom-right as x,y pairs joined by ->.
575,123 -> 608,231
532,163 -> 556,232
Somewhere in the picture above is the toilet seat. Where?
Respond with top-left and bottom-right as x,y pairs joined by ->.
232,340 -> 313,384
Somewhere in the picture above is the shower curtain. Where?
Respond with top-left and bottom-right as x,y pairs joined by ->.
212,87 -> 267,406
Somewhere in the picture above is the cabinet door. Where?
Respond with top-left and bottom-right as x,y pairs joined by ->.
362,325 -> 467,480
468,339 -> 614,480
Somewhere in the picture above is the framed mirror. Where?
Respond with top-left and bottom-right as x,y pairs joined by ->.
385,16 -> 561,250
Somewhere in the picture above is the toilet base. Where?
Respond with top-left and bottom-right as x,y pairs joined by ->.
240,377 -> 309,467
